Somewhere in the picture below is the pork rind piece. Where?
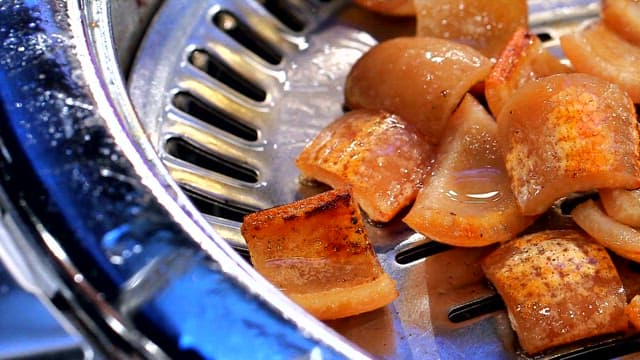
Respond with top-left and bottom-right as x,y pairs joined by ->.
345,37 -> 491,144
414,0 -> 527,59
403,95 -> 535,247
352,0 -> 415,16
482,229 -> 628,355
626,295 -> 640,330
485,27 -> 571,117
296,109 -> 434,222
497,73 -> 640,216
600,188 -> 640,228
602,0 -> 640,46
572,199 -> 640,263
561,21 -> 640,103
241,188 -> 398,320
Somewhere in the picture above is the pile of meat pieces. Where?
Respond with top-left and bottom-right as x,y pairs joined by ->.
296,0 -> 640,355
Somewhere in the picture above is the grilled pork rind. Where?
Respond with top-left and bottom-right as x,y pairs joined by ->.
561,21 -> 640,103
599,188 -> 640,228
344,36 -> 491,144
241,188 -> 398,320
497,73 -> 640,216
485,27 -> 571,117
414,0 -> 528,59
482,230 -> 628,355
602,0 -> 640,46
296,109 -> 434,223
352,0 -> 415,16
571,199 -> 640,263
403,95 -> 535,247
626,295 -> 640,330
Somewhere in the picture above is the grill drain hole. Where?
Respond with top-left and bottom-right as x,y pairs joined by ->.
172,92 -> 258,141
258,0 -> 307,32
183,188 -> 256,222
536,32 -> 553,42
165,137 -> 259,183
189,50 -> 268,103
447,294 -> 505,323
213,10 -> 283,65
395,241 -> 452,265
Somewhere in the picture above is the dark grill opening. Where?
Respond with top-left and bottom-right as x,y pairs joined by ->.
189,50 -> 267,103
536,32 -> 553,42
447,294 -> 505,323
213,10 -> 283,65
165,137 -> 259,183
395,241 -> 452,265
182,188 -> 255,223
258,0 -> 307,32
172,92 -> 258,141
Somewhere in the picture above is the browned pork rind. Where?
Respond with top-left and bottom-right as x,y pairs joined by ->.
403,95 -> 535,247
241,188 -> 398,320
561,21 -> 640,103
414,0 -> 528,59
344,36 -> 491,144
352,0 -> 415,16
602,0 -> 640,46
482,230 -> 628,354
485,27 -> 571,117
572,199 -> 640,263
626,295 -> 640,330
296,109 -> 434,222
497,73 -> 640,216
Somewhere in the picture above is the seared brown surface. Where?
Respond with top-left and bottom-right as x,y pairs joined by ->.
241,188 -> 398,320
482,230 -> 628,354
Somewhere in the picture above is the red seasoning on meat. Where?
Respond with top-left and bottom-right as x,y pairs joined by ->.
296,109 -> 434,223
497,73 -> 640,216
482,230 -> 628,354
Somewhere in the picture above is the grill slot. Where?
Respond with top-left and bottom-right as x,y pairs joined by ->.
183,188 -> 255,222
447,294 -> 505,323
171,92 -> 258,141
213,10 -> 283,65
188,50 -> 267,103
395,241 -> 452,265
257,0 -> 307,32
165,137 -> 258,183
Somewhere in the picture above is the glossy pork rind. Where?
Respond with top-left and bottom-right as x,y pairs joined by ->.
571,199 -> 640,263
602,0 -> 640,46
414,0 -> 528,59
599,188 -> 640,228
403,95 -> 535,247
352,0 -> 415,16
497,73 -> 640,216
482,230 -> 628,355
344,36 -> 491,144
296,109 -> 434,223
241,188 -> 398,320
626,295 -> 640,330
561,21 -> 640,103
485,27 -> 571,117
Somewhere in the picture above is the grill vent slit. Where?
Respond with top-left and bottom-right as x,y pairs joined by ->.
395,241 -> 452,265
447,294 -> 505,323
258,0 -> 307,32
165,137 -> 259,183
184,189 -> 255,222
189,50 -> 267,102
213,10 -> 283,65
172,92 -> 258,141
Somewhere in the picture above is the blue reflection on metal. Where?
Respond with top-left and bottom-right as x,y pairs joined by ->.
139,258 -> 344,360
